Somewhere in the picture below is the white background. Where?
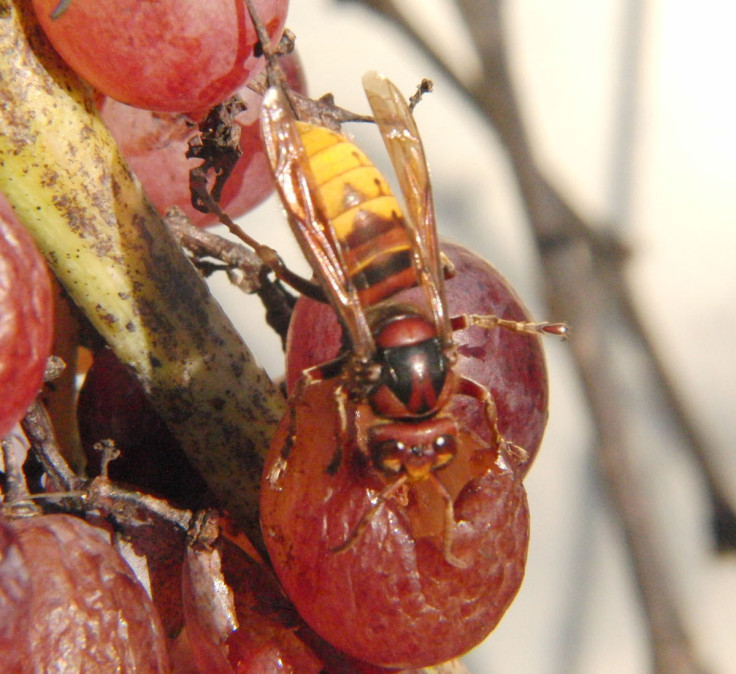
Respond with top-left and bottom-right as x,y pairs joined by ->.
209,1 -> 736,672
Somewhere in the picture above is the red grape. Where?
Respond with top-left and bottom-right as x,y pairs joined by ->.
0,513 -> 170,672
0,522 -> 31,672
99,52 -> 306,227
31,0 -> 289,112
285,241 -> 549,475
0,213 -> 54,439
261,242 -> 547,667
181,524 -> 418,673
262,384 -> 529,668
181,533 -> 325,673
77,347 -> 212,509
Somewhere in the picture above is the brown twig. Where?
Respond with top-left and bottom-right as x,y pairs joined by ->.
85,476 -> 218,544
21,399 -> 83,493
16,395 -> 221,546
165,206 -> 264,291
165,207 -> 299,346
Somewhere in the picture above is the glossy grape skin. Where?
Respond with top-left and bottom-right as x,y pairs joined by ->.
0,213 -> 53,439
99,51 -> 306,227
31,0 -> 289,112
285,241 -> 549,476
0,514 -> 170,672
262,242 -> 548,667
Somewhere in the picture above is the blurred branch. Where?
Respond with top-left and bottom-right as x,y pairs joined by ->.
344,0 -> 720,672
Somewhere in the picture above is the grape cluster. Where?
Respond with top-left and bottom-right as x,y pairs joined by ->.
0,1 -> 552,671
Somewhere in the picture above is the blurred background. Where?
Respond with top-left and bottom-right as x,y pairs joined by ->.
208,1 -> 736,672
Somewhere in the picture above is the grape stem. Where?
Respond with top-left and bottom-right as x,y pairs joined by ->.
164,206 -> 264,291
86,477 -> 219,548
21,400 -> 83,493
1,435 -> 39,511
165,207 -> 298,346
16,396 -> 221,547
244,0 -> 373,130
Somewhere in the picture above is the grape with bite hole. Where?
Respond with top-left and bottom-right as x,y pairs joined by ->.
261,242 -> 548,667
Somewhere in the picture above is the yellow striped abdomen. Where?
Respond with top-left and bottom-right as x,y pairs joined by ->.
297,122 -> 417,307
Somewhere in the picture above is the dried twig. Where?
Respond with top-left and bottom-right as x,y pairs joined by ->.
21,399 -> 83,493
1,435 -> 39,511
165,206 -> 264,290
86,476 -> 218,545
164,207 -> 299,346
14,397 -> 221,546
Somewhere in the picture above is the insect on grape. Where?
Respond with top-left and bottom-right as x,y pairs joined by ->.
259,71 -> 567,567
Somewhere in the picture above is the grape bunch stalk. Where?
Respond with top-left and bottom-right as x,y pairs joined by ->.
0,0 -> 560,671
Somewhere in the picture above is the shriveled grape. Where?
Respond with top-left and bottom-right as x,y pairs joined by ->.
181,533 -> 325,673
0,513 -> 170,672
0,523 -> 31,672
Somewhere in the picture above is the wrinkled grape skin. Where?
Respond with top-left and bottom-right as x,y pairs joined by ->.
0,514 -> 170,672
285,241 -> 549,476
0,525 -> 31,672
31,0 -> 289,112
181,534 -> 327,673
181,527 -> 425,673
221,538 -> 325,674
0,214 -> 53,439
261,384 -> 529,668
